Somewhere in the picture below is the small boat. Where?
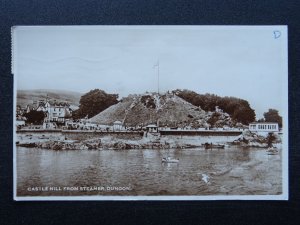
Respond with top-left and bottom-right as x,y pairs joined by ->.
267,147 -> 279,155
203,143 -> 225,149
267,151 -> 278,155
38,135 -> 49,139
162,157 -> 179,163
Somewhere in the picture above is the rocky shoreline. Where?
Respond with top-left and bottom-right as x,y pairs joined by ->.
232,130 -> 282,148
16,139 -> 202,150
16,130 -> 281,150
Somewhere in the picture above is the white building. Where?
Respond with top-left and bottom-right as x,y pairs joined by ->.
113,121 -> 123,131
146,124 -> 158,133
37,101 -> 72,125
249,122 -> 279,133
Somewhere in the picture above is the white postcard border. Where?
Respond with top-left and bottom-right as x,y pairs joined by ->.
12,25 -> 289,201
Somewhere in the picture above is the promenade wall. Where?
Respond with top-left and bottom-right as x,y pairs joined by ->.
63,131 -> 143,141
160,130 -> 242,136
17,129 -> 242,143
17,130 -> 144,141
159,134 -> 240,145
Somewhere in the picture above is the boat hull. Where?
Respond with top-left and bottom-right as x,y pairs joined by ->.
162,159 -> 179,163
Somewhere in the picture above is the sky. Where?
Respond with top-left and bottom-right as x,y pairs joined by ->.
13,26 -> 288,119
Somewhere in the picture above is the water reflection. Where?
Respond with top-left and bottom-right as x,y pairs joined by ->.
17,146 -> 282,196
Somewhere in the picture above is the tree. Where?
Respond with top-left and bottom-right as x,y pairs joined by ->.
24,110 -> 45,125
174,89 -> 256,125
73,89 -> 118,119
232,105 -> 256,125
263,109 -> 282,127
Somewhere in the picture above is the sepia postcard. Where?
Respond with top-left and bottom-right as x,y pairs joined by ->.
12,26 -> 288,200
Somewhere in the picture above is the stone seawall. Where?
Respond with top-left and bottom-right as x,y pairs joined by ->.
17,130 -> 241,143
160,130 -> 243,136
17,130 -> 144,141
63,131 -> 144,141
16,130 -> 279,150
159,134 -> 240,146
16,130 -> 243,150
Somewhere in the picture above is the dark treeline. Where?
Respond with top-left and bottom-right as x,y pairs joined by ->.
262,109 -> 282,127
173,89 -> 256,125
72,89 -> 118,119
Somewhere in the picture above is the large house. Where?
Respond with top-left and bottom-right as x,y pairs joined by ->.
36,100 -> 73,125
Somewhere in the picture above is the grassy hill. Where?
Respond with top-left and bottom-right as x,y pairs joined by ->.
17,89 -> 82,108
90,92 -> 235,128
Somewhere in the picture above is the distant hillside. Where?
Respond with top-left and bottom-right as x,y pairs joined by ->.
90,92 -> 235,128
17,89 -> 81,108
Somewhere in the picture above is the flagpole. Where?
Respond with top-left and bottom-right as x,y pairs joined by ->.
153,60 -> 160,95
157,60 -> 160,95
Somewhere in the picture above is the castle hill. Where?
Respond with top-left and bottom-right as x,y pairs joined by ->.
15,89 -> 283,151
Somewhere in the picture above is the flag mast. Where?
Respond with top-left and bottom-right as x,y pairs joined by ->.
157,60 -> 160,95
153,60 -> 160,95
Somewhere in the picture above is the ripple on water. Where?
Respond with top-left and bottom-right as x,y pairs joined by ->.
17,146 -> 282,196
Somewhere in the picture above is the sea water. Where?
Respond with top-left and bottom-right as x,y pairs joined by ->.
16,146 -> 282,196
